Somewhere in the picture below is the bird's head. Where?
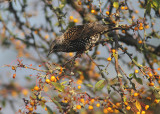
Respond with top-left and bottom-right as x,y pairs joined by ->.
47,36 -> 64,57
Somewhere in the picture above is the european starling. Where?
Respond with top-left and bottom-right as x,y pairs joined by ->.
48,22 -> 118,57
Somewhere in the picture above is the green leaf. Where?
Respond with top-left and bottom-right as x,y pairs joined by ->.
61,81 -> 67,85
129,73 -> 133,77
52,99 -> 63,112
51,82 -> 64,92
46,105 -> 53,114
113,2 -> 119,9
83,83 -> 93,88
133,73 -> 143,85
94,80 -> 106,91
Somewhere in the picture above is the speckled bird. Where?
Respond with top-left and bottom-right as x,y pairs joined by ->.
48,22 -> 117,56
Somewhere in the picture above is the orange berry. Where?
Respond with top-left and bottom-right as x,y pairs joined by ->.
107,57 -> 112,61
78,1 -> 82,5
39,65 -> 41,67
138,40 -> 143,44
106,11 -> 109,15
107,107 -> 112,111
146,97 -> 151,100
121,6 -> 125,10
90,99 -> 94,103
96,103 -> 100,107
158,80 -> 160,84
149,82 -> 154,86
13,74 -> 16,78
80,99 -> 84,103
122,30 -> 126,33
116,103 -> 120,107
12,66 -> 16,70
139,23 -> 143,26
145,105 -> 149,110
135,70 -> 139,73
78,86 -> 81,89
134,93 -> 139,97
45,107 -> 47,111
34,86 -> 39,91
126,106 -> 131,110
45,79 -> 50,83
112,49 -> 116,53
125,6 -> 128,10
124,102 -> 128,105
114,109 -> 119,113
103,108 -> 108,113
76,105 -> 81,109
29,107 -> 33,112
50,76 -> 57,82
145,25 -> 149,29
91,9 -> 95,14
154,99 -> 159,103
157,68 -> 160,70
134,26 -> 138,31
135,10 -> 139,14
30,101 -> 34,106
148,73 -> 153,77
139,26 -> 143,30
88,105 -> 93,110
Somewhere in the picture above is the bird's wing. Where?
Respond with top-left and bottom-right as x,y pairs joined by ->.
63,25 -> 85,41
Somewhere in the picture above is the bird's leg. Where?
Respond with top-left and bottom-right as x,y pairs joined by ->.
62,51 -> 83,67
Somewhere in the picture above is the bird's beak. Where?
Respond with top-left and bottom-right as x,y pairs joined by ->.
47,49 -> 53,57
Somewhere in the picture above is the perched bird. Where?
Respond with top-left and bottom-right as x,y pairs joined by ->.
48,22 -> 119,57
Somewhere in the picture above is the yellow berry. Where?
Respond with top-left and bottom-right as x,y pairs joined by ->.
76,105 -> 81,109
134,93 -> 139,97
34,86 -> 39,91
30,101 -> 34,106
141,111 -> 145,114
135,10 -> 139,14
88,105 -> 93,110
78,86 -> 81,89
135,70 -> 139,73
137,112 -> 140,114
126,106 -> 131,110
107,57 -> 112,61
121,6 -> 125,10
145,105 -> 149,110
106,11 -> 109,15
45,79 -> 50,83
69,16 -> 74,20
124,102 -> 128,105
91,9 -> 95,14
50,76 -> 57,82
73,19 -> 78,23
139,26 -> 143,30
96,103 -> 100,107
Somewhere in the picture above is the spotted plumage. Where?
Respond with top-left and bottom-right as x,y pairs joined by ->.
48,22 -> 115,56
